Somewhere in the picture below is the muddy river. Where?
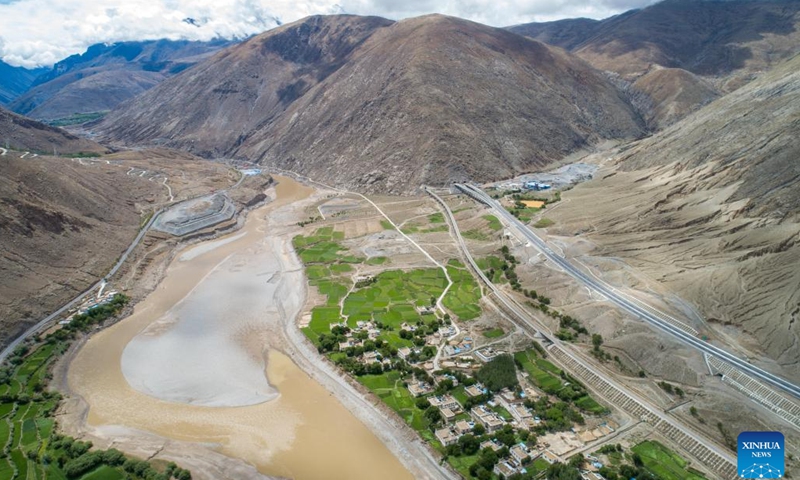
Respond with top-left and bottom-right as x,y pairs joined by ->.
67,176 -> 413,480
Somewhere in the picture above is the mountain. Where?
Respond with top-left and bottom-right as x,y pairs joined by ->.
509,0 -> 800,81
97,14 -> 645,193
547,53 -> 800,377
0,106 -> 106,155
629,67 -> 720,129
508,0 -> 800,128
8,39 -> 234,121
0,60 -> 46,105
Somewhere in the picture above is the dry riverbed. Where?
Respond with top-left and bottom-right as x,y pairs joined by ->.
62,177 -> 420,480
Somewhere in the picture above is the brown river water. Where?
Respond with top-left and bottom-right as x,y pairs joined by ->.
67,176 -> 413,480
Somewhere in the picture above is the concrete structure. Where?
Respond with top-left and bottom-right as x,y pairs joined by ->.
407,381 -> 433,397
471,406 -> 505,433
510,444 -> 530,463
435,427 -> 458,446
454,420 -> 472,435
465,384 -> 486,397
440,407 -> 457,423
494,462 -> 517,478
428,395 -> 461,411
153,193 -> 235,236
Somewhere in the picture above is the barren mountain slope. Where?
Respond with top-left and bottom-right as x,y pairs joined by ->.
99,14 -> 645,193
0,146 -> 234,351
0,106 -> 106,154
547,54 -> 800,379
630,67 -> 720,129
510,0 -> 800,81
509,0 -> 800,129
97,15 -> 394,156
9,39 -> 233,120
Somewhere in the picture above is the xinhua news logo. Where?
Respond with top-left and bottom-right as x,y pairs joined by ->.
738,431 -> 784,478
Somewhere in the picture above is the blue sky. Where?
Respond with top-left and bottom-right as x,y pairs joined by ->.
0,0 -> 657,68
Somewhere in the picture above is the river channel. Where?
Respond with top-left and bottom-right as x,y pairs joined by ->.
66,176 -> 413,480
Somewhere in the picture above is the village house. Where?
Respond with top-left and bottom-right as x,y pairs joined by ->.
428,394 -> 461,411
434,427 -> 458,446
465,384 -> 486,397
480,440 -> 502,452
541,450 -> 560,464
493,461 -> 517,478
397,347 -> 412,360
363,351 -> 380,364
470,406 -> 505,433
454,420 -> 472,435
407,381 -> 433,397
510,444 -> 530,464
439,407 -> 457,423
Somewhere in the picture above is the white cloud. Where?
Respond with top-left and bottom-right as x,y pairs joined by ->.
0,0 -> 657,68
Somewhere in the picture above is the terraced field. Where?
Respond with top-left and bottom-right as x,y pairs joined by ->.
515,349 -> 607,415
442,260 -> 482,320
296,228 -> 484,342
0,311 -> 191,480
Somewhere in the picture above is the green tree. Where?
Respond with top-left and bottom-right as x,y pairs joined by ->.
476,354 -> 518,392
591,334 -> 603,351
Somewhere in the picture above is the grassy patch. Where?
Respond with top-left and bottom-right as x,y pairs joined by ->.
47,111 -> 108,127
515,350 -> 563,393
482,215 -> 502,231
533,218 -> 555,228
428,212 -> 445,224
462,229 -> 489,241
482,327 -> 504,338
0,338 -> 189,480
366,256 -> 388,265
358,372 -> 430,434
80,465 -> 126,480
380,219 -> 394,230
442,263 -> 482,320
632,441 -> 707,480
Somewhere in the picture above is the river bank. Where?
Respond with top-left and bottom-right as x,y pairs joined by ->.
60,176 -> 419,480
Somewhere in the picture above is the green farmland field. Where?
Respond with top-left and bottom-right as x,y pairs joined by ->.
632,440 -> 707,480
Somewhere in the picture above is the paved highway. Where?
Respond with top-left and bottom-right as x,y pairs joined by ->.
426,187 -> 738,472
455,183 -> 800,400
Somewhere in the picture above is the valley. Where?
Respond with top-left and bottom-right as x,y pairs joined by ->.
1,2 -> 799,480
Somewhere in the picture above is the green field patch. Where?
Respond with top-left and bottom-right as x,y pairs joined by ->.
330,264 -> 353,274
0,402 -> 14,417
515,350 -> 564,393
533,218 -> 555,228
10,449 -> 27,478
379,331 -> 414,349
366,256 -> 388,265
359,372 -> 430,434
462,229 -> 489,241
574,396 -> 607,415
0,420 -> 10,447
443,265 -> 482,320
305,265 -> 330,280
313,280 -> 349,306
20,418 -> 38,447
448,454 -> 480,479
482,214 -> 502,231
308,306 -> 343,334
428,213 -> 445,224
483,327 -> 504,338
0,458 -> 13,479
380,220 -> 394,230
80,465 -> 126,480
632,440 -> 706,480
